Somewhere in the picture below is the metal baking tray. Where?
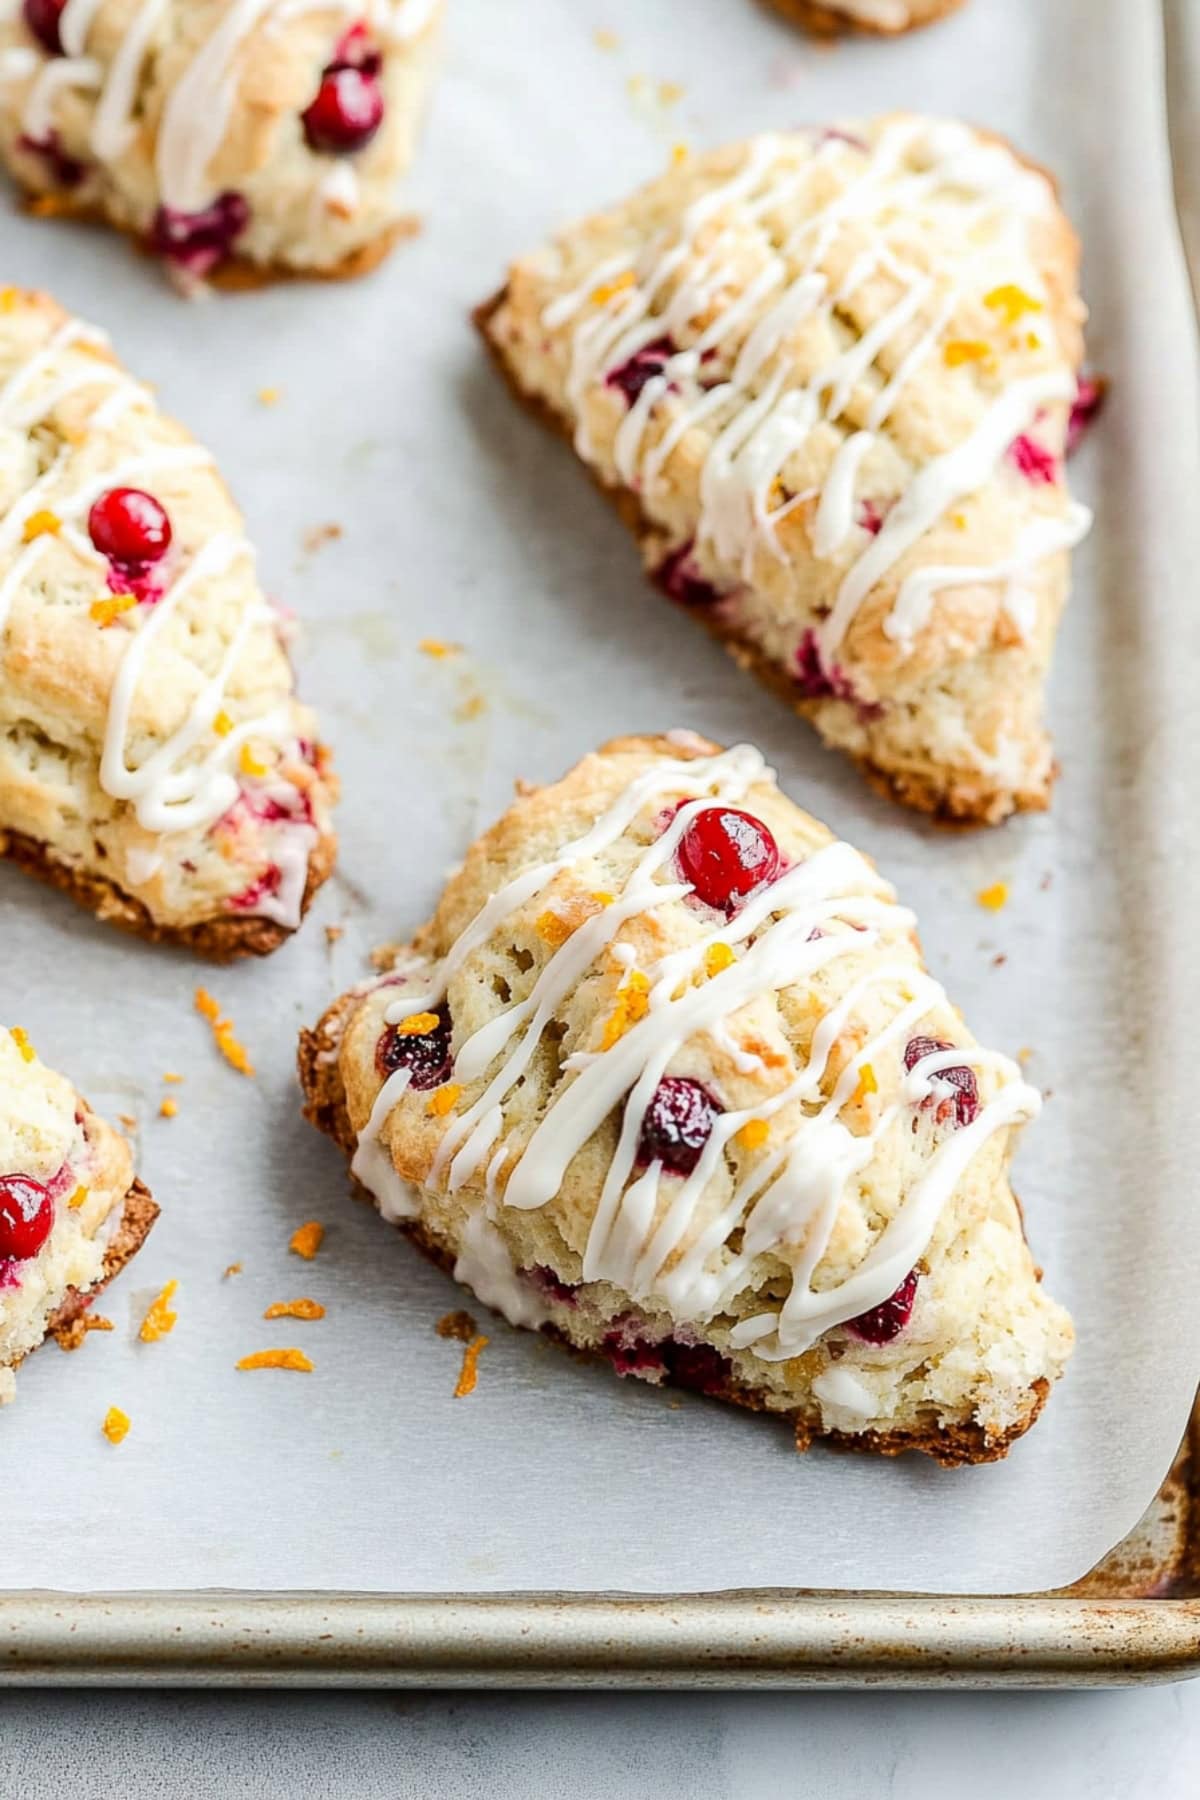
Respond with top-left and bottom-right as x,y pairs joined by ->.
1,1397 -> 1197,1686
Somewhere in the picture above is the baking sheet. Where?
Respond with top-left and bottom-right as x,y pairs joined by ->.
2,0 -> 1198,1598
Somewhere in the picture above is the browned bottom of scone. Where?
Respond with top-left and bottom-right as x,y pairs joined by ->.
9,1177 -> 159,1375
760,0 -> 964,35
472,290 -> 1037,828
0,824 -> 337,960
298,997 -> 1031,1467
17,192 -> 416,288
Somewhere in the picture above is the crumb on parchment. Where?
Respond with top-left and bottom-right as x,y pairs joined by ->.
436,1309 -> 478,1343
289,1221 -> 325,1261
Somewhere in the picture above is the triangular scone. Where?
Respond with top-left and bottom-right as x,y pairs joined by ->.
0,1022 -> 158,1406
300,733 -> 1073,1465
477,118 -> 1092,824
0,289 -> 337,955
0,0 -> 441,290
763,0 -> 963,35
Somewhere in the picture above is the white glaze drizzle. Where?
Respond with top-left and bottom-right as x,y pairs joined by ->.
547,118 -> 1085,658
350,745 -> 1040,1361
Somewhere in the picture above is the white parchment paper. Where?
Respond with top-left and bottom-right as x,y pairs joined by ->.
2,0 -> 1198,1597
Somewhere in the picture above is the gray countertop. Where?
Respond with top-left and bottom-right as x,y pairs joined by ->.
4,1684 -> 1200,1798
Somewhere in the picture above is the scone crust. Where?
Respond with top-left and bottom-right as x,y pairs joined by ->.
0,288 -> 338,948
477,119 -> 1088,825
300,732 -> 1073,1465
761,0 -> 964,36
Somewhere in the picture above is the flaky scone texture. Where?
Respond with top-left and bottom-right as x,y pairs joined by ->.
478,117 -> 1091,824
762,0 -> 963,36
0,288 -> 337,954
0,1022 -> 156,1405
300,733 -> 1073,1465
0,0 -> 441,289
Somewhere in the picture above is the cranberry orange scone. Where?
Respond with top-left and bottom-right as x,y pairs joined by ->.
0,289 -> 337,955
0,0 -> 441,290
477,119 -> 1093,823
762,0 -> 963,36
300,734 -> 1073,1465
0,1023 -> 158,1406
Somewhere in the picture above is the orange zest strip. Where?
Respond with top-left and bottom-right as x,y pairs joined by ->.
159,1098 -> 178,1119
139,1279 -> 179,1342
8,1026 -> 35,1063
535,910 -> 573,948
239,741 -> 269,778
736,1118 -> 769,1151
21,508 -> 60,543
852,1063 -> 879,1107
263,1298 -> 325,1321
976,881 -> 1009,912
289,1221 -> 325,1261
194,987 -> 255,1077
396,1011 -> 440,1036
223,1262 -> 243,1279
427,1083 -> 463,1118
418,638 -> 460,658
984,283 -> 1042,326
236,1349 -> 314,1373
453,1335 -> 489,1398
943,339 -> 994,369
601,970 -> 650,1049
68,1185 -> 89,1210
102,1406 -> 131,1444
704,943 -> 736,978
590,269 -> 634,306
89,593 -> 138,627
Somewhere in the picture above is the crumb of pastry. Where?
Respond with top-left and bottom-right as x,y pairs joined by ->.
236,1348 -> 314,1373
139,1279 -> 179,1342
52,1313 -> 114,1351
264,1298 -> 325,1320
118,1114 -> 137,1131
594,28 -> 619,50
453,1335 -> 489,1398
436,1309 -> 478,1342
289,1221 -> 325,1261
195,988 -> 255,1077
223,1262 -> 243,1279
303,523 -> 343,553
102,1406 -> 130,1444
419,638 -> 461,658
325,925 -> 344,944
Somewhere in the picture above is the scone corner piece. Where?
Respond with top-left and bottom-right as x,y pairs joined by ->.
476,116 -> 1092,826
761,0 -> 966,37
0,287 -> 338,956
300,733 -> 1073,1467
0,1025 -> 159,1407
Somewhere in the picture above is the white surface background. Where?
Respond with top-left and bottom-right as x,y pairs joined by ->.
1,1684 -> 1199,1797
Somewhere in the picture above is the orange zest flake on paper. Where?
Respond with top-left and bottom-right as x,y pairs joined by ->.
159,1098 -> 178,1119
418,637 -> 461,658
263,1298 -> 325,1321
139,1279 -> 179,1342
194,987 -> 255,1076
427,1083 -> 463,1118
21,508 -> 60,543
590,269 -> 635,306
670,142 -> 690,167
984,283 -> 1043,326
8,1026 -> 35,1063
395,1011 -> 440,1036
223,1262 -> 243,1279
0,287 -> 20,312
976,881 -> 1009,912
89,593 -> 138,627
163,1071 -> 184,1084
68,1185 -> 89,1210
102,1406 -> 131,1445
256,385 -> 281,407
236,1348 -> 314,1374
453,1335 -> 489,1398
736,1118 -> 769,1152
601,970 -> 650,1049
704,942 -> 736,979
289,1221 -> 325,1261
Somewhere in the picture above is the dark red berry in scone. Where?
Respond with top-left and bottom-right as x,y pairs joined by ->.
376,1007 -> 453,1091
655,540 -> 721,608
16,129 -> 87,187
23,0 -> 66,54
636,1076 -> 719,1176
845,1269 -> 919,1344
302,65 -> 385,154
605,336 -> 676,407
0,1174 -> 55,1262
148,192 -> 250,277
1066,375 -> 1105,456
1008,432 -> 1058,485
88,488 -> 172,566
676,806 -> 780,915
903,1035 -> 979,1128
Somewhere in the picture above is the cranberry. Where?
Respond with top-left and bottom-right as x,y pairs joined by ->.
302,65 -> 384,154
329,22 -> 381,72
601,1331 -> 667,1379
794,627 -> 856,703
856,497 -> 886,537
845,1269 -> 919,1343
148,192 -> 250,277
655,540 -> 721,608
605,336 -> 676,407
88,488 -> 171,569
0,1174 -> 54,1261
525,1266 -> 579,1307
662,1338 -> 729,1394
1008,433 -> 1058,485
636,1076 -> 719,1176
1067,375 -> 1105,456
228,864 -> 283,912
676,806 -> 780,915
17,130 -> 86,187
23,0 -> 66,53
376,1006 -> 453,1091
903,1035 -> 979,1128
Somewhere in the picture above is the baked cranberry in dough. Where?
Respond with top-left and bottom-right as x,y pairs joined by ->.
300,733 -> 1073,1466
477,117 -> 1093,824
0,0 -> 442,290
0,288 -> 337,955
0,1023 -> 158,1407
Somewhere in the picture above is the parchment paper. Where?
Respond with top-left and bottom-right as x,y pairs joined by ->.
2,0 -> 1198,1597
